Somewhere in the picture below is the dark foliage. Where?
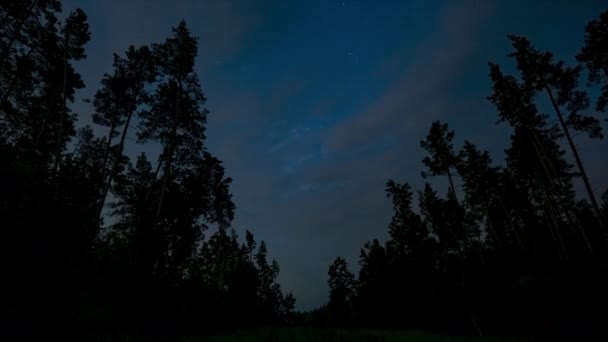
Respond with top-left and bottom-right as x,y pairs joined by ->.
1,1 -> 293,337
2,1 -> 607,339
318,9 -> 608,339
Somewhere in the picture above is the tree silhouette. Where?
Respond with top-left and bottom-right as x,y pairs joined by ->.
356,239 -> 390,326
3,1 -> 608,338
93,45 -> 155,219
488,61 -> 585,255
138,20 -> 207,218
321,13 -> 608,337
508,35 -> 605,234
578,10 -> 608,113
327,257 -> 356,325
420,121 -> 460,201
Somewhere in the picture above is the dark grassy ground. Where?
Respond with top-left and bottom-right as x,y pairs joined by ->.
186,327 -> 526,342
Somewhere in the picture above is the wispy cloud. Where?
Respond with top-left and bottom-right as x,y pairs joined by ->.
62,0 -> 608,312
327,0 -> 496,152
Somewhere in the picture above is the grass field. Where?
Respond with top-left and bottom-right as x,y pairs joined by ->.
187,327 -> 525,342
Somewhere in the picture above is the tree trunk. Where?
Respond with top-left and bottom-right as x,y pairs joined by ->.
156,79 -> 181,218
97,108 -> 134,221
528,127 -> 593,252
535,170 -> 568,259
100,108 -> 118,185
497,194 -> 524,249
446,167 -> 458,203
34,97 -> 55,148
543,81 -> 605,237
218,227 -> 226,290
144,156 -> 164,204
0,69 -> 19,112
136,155 -> 164,229
53,30 -> 68,178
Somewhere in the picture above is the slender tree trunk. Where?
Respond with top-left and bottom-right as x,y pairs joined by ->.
535,170 -> 568,259
446,167 -> 458,203
53,30 -> 68,177
101,59 -> 148,221
497,194 -> 524,249
34,98 -> 54,148
144,156 -> 164,204
156,79 -> 181,218
218,226 -> 226,290
100,109 -> 118,184
67,134 -> 84,161
0,70 -> 19,111
97,108 -> 134,221
486,207 -> 500,245
471,315 -> 483,337
528,127 -> 593,252
543,81 -> 605,235
136,155 -> 164,229
529,130 -> 585,253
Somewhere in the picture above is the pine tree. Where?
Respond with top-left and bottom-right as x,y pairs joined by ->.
1,3 -> 89,165
508,35 -> 604,233
488,62 -> 584,255
93,45 -> 155,218
138,20 -> 207,218
255,241 -> 286,322
52,9 -> 90,176
245,229 -> 256,262
357,239 -> 390,325
420,121 -> 460,201
418,183 -> 468,256
457,142 -> 522,255
327,257 -> 356,325
385,180 -> 433,260
577,10 -> 608,113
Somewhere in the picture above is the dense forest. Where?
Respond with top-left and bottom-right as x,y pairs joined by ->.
2,0 -> 608,339
319,10 -> 608,338
2,0 -> 294,336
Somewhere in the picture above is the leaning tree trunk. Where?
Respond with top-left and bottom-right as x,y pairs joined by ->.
98,57 -> 148,220
99,107 -> 118,185
543,80 -> 605,236
34,93 -> 56,148
97,108 -> 134,221
446,166 -> 458,203
529,129 -> 585,253
496,193 -> 524,249
528,126 -> 593,253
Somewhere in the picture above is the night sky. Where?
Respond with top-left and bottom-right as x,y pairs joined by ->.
63,0 -> 607,310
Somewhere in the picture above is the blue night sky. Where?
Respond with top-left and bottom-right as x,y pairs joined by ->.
63,0 -> 607,310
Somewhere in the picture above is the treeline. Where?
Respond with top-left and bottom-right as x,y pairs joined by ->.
1,1 -> 293,336
320,10 -> 608,337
